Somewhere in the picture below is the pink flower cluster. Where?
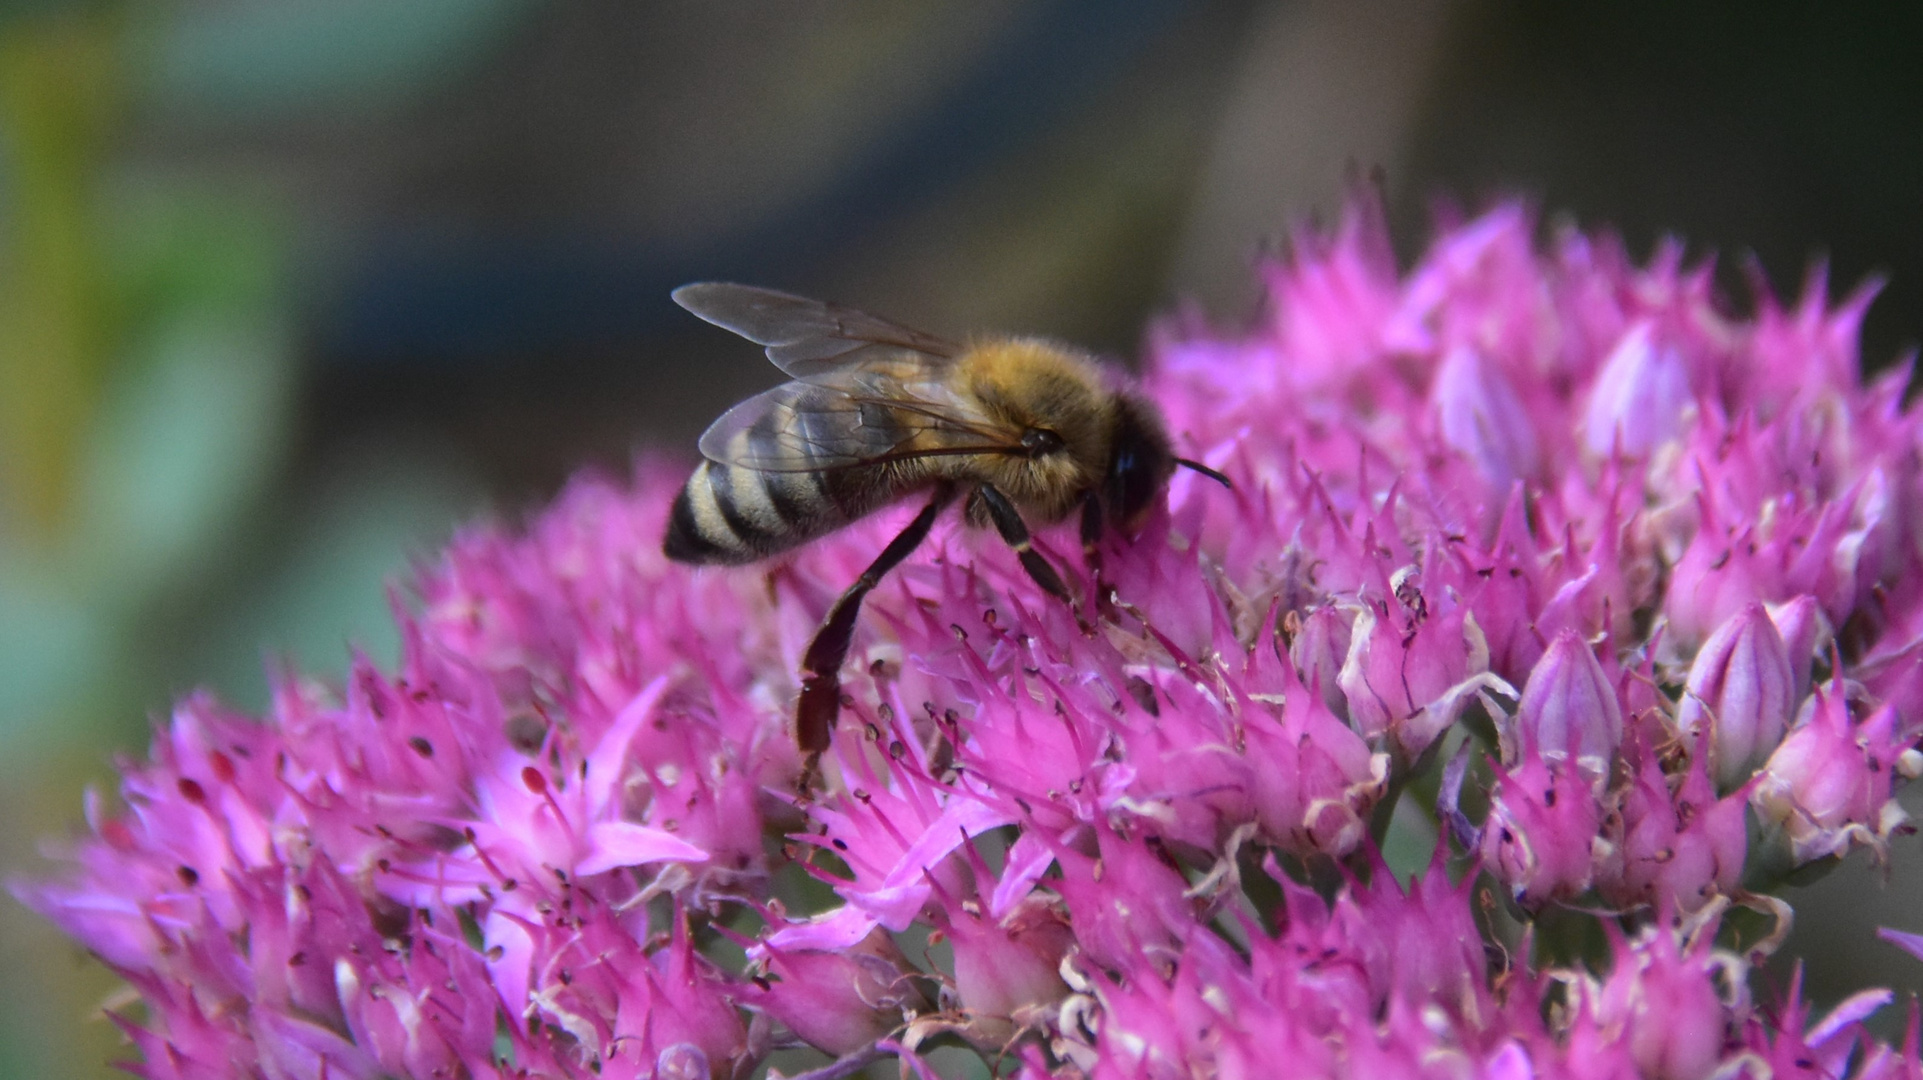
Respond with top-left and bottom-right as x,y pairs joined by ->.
22,194 -> 1923,1080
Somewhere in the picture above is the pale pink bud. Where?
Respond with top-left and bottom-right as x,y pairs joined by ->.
1582,322 -> 1692,458
1512,629 -> 1624,778
1767,594 -> 1827,706
1661,509 -> 1774,655
1433,345 -> 1541,489
1676,602 -> 1795,792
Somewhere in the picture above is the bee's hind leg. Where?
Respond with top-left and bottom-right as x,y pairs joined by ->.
977,485 -> 1090,635
797,483 -> 958,784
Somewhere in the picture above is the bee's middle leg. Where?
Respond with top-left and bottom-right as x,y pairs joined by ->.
1079,491 -> 1116,621
976,484 -> 1089,633
797,483 -> 957,773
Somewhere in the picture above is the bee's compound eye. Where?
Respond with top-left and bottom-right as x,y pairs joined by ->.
1021,428 -> 1064,456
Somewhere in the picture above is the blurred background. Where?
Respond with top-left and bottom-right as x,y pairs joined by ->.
3,2 -> 1922,1076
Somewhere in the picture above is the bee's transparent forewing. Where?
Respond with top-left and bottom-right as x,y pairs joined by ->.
673,282 -> 959,378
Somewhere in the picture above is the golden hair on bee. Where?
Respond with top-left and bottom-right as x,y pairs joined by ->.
945,339 -> 1114,519
661,283 -> 1227,780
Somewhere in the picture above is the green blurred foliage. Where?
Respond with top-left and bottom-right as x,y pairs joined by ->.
0,4 -> 510,1077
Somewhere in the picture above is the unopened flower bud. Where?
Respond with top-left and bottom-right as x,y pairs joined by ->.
1582,322 -> 1692,459
1512,629 -> 1623,779
656,1044 -> 710,1080
1433,345 -> 1541,489
1677,602 -> 1794,792
1766,594 -> 1827,706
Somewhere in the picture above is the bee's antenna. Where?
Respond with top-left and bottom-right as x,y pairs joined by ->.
1175,457 -> 1233,489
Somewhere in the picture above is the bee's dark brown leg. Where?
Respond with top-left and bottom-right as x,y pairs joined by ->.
1079,491 -> 1116,621
977,485 -> 1089,633
797,484 -> 957,777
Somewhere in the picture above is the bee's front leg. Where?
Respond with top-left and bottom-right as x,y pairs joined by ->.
796,483 -> 957,787
976,485 -> 1090,635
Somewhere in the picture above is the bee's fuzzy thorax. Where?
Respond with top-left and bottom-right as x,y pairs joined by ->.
953,337 -> 1116,521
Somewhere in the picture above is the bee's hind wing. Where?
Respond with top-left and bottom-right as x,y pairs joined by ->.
673,282 -> 959,378
697,382 -> 897,472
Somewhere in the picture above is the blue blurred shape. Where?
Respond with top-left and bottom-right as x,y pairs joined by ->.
142,0 -> 534,120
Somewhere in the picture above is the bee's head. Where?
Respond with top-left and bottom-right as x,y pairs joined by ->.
1103,395 -> 1177,532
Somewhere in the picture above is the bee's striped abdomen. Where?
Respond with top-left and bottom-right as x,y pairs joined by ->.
663,461 -> 881,565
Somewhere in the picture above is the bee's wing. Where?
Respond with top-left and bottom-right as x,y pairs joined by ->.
673,282 -> 959,378
697,371 -> 1019,474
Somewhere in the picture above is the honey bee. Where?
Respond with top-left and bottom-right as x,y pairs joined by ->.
662,284 -> 1227,769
